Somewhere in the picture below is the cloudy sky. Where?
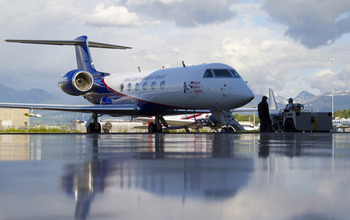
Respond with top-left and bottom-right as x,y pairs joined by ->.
1,0 -> 350,100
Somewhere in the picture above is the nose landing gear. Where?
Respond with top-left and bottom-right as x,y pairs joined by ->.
220,126 -> 234,133
211,109 -> 245,133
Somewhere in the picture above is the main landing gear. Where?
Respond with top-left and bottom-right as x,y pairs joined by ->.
148,116 -> 168,133
86,113 -> 101,133
148,123 -> 161,133
87,122 -> 101,133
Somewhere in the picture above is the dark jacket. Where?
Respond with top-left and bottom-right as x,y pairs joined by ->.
258,100 -> 270,119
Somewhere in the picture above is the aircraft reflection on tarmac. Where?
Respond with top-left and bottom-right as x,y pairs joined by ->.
60,134 -> 254,219
57,133 -> 335,219
257,133 -> 333,159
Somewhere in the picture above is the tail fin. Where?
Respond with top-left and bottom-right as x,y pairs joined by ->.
268,88 -> 278,110
5,35 -> 131,72
74,36 -> 95,72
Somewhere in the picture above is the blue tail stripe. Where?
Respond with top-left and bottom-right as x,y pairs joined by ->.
74,36 -> 96,72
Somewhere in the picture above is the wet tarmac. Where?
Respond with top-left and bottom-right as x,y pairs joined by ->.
0,133 -> 350,220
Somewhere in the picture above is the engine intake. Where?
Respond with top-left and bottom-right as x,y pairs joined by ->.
59,70 -> 94,96
73,71 -> 93,91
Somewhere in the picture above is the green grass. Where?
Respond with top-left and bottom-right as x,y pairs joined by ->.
0,127 -> 81,133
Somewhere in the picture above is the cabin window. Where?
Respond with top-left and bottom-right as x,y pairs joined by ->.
203,69 -> 213,78
143,82 -> 147,90
135,83 -> 139,91
160,81 -> 165,89
127,83 -> 131,92
120,83 -> 124,92
151,81 -> 156,90
213,69 -> 233,78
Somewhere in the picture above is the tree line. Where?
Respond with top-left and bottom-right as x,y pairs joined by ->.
234,113 -> 259,124
334,109 -> 350,118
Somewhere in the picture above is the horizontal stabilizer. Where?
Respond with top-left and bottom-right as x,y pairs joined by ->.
5,39 -> 132,50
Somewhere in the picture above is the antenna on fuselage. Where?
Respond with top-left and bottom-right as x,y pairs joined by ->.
182,61 -> 186,67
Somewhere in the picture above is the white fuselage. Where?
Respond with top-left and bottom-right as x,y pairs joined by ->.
103,63 -> 254,110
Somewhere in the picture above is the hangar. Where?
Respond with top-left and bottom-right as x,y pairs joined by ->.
0,108 -> 29,130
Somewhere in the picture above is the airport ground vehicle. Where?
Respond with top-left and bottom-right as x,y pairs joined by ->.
270,103 -> 332,132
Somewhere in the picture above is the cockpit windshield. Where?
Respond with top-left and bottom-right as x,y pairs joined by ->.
229,69 -> 240,77
203,69 -> 214,78
213,69 -> 232,77
203,69 -> 241,78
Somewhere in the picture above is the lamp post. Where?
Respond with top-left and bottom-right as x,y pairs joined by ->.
174,49 -> 179,66
329,58 -> 335,118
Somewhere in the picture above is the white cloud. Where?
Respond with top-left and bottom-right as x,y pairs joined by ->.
126,0 -> 184,7
305,67 -> 350,92
124,0 -> 235,27
307,69 -> 334,92
85,3 -> 160,27
262,0 -> 350,48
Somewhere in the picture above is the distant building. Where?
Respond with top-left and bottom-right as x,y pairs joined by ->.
71,119 -> 147,133
0,108 -> 29,130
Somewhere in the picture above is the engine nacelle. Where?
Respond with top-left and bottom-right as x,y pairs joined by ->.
58,70 -> 94,96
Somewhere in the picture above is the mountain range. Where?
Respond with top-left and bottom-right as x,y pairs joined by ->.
0,84 -> 86,125
240,90 -> 350,112
0,84 -> 349,125
0,84 -> 60,104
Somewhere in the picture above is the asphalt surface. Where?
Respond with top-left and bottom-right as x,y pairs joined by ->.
0,133 -> 349,220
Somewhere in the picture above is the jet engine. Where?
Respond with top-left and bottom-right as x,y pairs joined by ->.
59,70 -> 94,96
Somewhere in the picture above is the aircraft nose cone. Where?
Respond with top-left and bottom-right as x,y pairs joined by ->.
226,82 -> 255,108
244,88 -> 255,103
240,87 -> 254,106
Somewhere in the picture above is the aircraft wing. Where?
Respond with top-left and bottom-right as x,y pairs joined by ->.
232,107 -> 257,112
0,102 -> 258,121
0,103 -> 140,116
0,102 -> 212,116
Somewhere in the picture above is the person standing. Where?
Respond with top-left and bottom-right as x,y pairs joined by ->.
258,96 -> 272,132
285,98 -> 294,112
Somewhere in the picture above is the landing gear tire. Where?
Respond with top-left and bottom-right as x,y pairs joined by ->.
148,123 -> 162,133
221,127 -> 229,133
221,126 -> 234,133
148,123 -> 156,133
87,123 -> 101,133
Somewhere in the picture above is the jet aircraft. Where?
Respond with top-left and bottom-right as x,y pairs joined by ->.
0,36 -> 254,133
